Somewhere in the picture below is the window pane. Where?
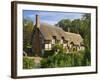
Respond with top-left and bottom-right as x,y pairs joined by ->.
45,44 -> 48,49
49,44 -> 51,49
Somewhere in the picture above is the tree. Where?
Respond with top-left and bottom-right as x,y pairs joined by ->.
56,19 -> 71,31
23,18 -> 34,53
80,14 -> 91,65
71,19 -> 81,33
80,14 -> 91,50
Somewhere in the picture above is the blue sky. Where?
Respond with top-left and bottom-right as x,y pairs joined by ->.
23,10 -> 85,25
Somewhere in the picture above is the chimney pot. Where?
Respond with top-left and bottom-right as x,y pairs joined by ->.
36,14 -> 40,28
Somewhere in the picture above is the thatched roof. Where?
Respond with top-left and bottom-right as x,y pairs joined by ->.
65,32 -> 83,45
38,23 -> 83,45
39,23 -> 68,40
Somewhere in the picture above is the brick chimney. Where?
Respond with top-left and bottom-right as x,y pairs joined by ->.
36,14 -> 40,28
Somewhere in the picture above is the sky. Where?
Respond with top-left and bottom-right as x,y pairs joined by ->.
23,10 -> 85,25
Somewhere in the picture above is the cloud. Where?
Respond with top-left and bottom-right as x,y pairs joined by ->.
41,20 -> 57,25
23,10 -> 85,25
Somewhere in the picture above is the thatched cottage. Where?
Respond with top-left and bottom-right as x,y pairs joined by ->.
31,15 -> 84,56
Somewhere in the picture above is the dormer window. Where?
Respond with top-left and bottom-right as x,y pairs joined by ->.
53,36 -> 56,39
70,42 -> 74,48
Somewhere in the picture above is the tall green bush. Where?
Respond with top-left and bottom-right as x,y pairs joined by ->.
40,50 -> 90,68
23,57 -> 35,69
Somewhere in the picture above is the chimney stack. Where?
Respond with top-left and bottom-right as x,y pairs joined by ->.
36,14 -> 40,28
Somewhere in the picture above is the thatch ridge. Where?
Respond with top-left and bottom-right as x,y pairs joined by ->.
39,22 -> 83,45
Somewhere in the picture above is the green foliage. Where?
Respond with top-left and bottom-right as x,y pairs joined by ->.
82,48 -> 91,66
23,41 -> 32,52
52,44 -> 64,53
41,51 -> 88,68
23,18 -> 34,41
71,19 -> 81,33
43,50 -> 54,58
56,19 -> 71,31
41,46 -> 90,68
73,52 -> 84,66
23,18 -> 34,54
41,44 -> 91,68
23,57 -> 35,69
